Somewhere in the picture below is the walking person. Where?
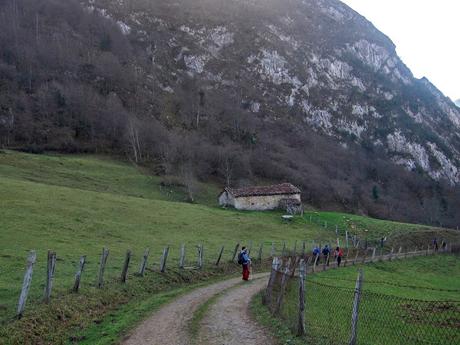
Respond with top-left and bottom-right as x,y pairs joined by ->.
322,244 -> 330,266
238,246 -> 251,281
335,246 -> 343,267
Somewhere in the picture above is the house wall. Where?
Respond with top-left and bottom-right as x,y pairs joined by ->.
233,193 -> 301,211
218,191 -> 235,207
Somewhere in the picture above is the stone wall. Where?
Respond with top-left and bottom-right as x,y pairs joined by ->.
233,193 -> 301,211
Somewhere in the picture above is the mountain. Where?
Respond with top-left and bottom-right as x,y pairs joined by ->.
455,99 -> 460,107
0,0 -> 459,226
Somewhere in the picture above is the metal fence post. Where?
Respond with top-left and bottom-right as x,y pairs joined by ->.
298,259 -> 306,336
349,269 -> 364,345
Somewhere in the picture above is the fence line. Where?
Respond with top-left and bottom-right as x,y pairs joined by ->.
10,239 -> 457,319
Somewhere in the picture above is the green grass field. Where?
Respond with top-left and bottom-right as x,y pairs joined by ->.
0,150 -> 457,343
254,255 -> 460,345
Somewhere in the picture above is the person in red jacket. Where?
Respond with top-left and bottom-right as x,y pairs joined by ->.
335,246 -> 344,267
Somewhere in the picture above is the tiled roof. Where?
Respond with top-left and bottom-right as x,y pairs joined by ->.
224,183 -> 301,198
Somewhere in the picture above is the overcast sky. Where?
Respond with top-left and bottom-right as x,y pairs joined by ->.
340,0 -> 460,101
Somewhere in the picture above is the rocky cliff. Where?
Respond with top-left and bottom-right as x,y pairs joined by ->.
86,0 -> 460,185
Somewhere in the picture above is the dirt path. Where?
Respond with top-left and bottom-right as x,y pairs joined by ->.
121,273 -> 269,345
196,278 -> 275,345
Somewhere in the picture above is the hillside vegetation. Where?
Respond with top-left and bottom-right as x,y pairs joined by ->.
1,0 -> 459,227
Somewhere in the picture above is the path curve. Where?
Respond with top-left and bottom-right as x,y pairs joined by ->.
121,273 -> 269,345
197,278 -> 275,345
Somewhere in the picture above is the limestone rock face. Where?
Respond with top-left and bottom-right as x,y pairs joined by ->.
87,0 -> 460,184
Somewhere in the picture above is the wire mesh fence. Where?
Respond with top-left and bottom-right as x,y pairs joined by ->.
262,250 -> 460,345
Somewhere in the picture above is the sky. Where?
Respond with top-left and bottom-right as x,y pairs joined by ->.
340,0 -> 460,102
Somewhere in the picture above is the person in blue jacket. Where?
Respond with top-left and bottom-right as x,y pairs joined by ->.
238,247 -> 251,281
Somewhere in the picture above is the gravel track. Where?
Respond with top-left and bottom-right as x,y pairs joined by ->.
121,273 -> 270,345
196,277 -> 274,345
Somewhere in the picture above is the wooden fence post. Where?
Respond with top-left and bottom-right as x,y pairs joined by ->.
97,247 -> 109,288
197,244 -> 204,269
362,249 -> 367,264
349,269 -> 364,345
264,257 -> 281,306
160,247 -> 169,273
17,251 -> 37,318
120,250 -> 132,283
371,248 -> 376,262
215,245 -> 225,266
281,241 -> 286,257
301,241 -> 306,258
257,242 -> 263,262
313,254 -> 319,272
297,259 -> 306,336
389,247 -> 394,261
398,246 -> 402,259
271,242 -> 275,257
248,241 -> 253,256
138,248 -> 149,276
343,249 -> 349,267
43,250 -> 56,304
232,243 -> 240,262
73,255 -> 86,292
275,259 -> 291,314
353,249 -> 359,265
179,244 -> 185,269
345,231 -> 349,248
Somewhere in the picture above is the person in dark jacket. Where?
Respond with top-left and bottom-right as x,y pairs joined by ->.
322,245 -> 330,266
335,246 -> 344,267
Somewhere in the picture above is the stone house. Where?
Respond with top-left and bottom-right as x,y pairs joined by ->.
218,183 -> 302,211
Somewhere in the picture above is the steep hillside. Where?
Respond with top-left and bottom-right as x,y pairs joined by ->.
0,0 -> 459,226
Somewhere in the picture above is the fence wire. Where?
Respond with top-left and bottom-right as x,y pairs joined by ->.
263,255 -> 460,345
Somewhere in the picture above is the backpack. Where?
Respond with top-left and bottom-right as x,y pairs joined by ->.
237,252 -> 244,265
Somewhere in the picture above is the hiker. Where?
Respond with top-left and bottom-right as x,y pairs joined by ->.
441,240 -> 447,251
238,246 -> 251,281
433,238 -> 439,252
322,245 -> 330,266
312,245 -> 320,258
335,246 -> 344,267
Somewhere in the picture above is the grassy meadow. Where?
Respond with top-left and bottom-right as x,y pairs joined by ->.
254,255 -> 460,345
0,150 -> 458,343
